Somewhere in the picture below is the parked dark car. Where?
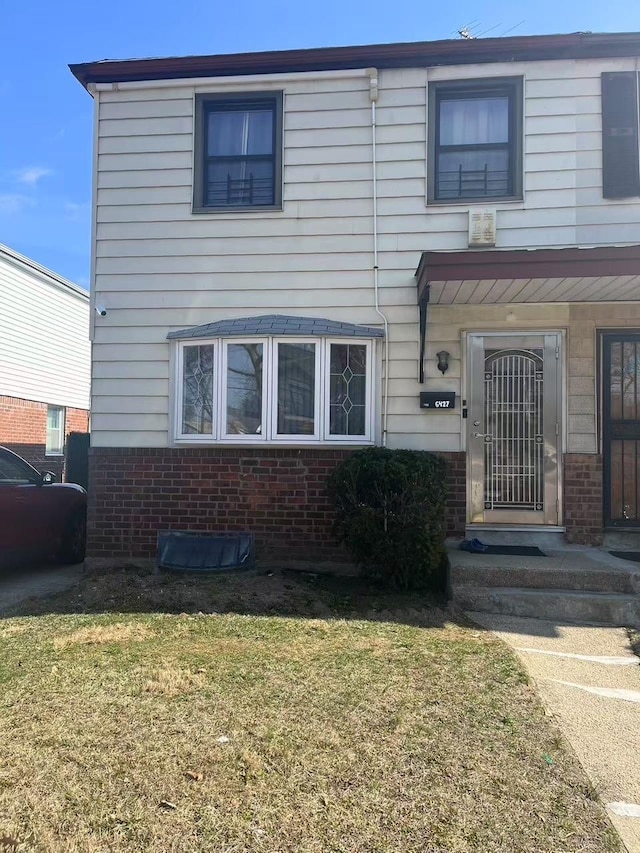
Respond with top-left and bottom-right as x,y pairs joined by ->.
0,446 -> 87,567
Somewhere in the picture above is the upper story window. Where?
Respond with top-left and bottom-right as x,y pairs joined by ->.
169,315 -> 382,445
193,92 -> 283,213
428,77 -> 523,204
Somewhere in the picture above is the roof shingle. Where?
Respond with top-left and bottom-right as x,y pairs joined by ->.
167,314 -> 385,340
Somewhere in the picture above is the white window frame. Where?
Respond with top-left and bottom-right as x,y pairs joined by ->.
175,341 -> 217,441
174,336 -> 377,446
220,338 -> 268,442
324,338 -> 375,444
272,338 -> 322,442
46,405 -> 65,456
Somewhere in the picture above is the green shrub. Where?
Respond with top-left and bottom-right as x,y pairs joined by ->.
327,447 -> 449,593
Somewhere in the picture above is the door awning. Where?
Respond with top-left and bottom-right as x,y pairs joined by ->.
416,245 -> 640,305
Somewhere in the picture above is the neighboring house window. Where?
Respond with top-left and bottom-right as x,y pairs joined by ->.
175,338 -> 376,444
46,405 -> 65,455
428,77 -> 523,203
193,92 -> 283,212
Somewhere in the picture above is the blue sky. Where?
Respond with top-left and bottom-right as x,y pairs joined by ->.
1,0 -> 639,287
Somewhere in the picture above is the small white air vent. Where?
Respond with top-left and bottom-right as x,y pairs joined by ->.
468,208 -> 497,247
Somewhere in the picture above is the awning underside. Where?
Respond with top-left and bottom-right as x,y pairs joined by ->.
428,274 -> 640,305
416,246 -> 640,305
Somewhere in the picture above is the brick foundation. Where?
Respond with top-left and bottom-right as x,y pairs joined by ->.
438,451 -> 466,537
563,453 -> 603,545
88,447 -> 467,562
0,395 -> 89,480
88,447 -> 357,561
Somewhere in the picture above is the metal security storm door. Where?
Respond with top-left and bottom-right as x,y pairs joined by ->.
467,334 -> 562,525
603,333 -> 640,527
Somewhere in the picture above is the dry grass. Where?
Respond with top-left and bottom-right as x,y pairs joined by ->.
143,664 -> 207,697
53,622 -> 154,649
0,565 -> 622,853
0,624 -> 28,637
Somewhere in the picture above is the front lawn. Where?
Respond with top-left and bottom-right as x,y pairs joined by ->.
0,566 -> 621,852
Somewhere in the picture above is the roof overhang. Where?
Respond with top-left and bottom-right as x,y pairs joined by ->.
70,31 -> 640,89
416,246 -> 640,306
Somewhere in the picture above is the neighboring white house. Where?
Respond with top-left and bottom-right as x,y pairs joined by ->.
70,31 -> 640,560
0,244 -> 90,478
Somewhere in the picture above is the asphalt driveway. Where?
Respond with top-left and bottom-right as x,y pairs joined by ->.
0,562 -> 84,614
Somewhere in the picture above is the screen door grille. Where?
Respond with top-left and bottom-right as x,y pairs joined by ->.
484,348 -> 544,511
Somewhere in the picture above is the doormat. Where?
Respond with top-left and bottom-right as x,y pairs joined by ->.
482,545 -> 547,557
609,551 -> 640,564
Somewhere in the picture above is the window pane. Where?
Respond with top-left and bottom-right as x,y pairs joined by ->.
206,158 -> 274,207
329,344 -> 367,436
226,343 -> 263,435
437,148 -> 510,199
246,110 -> 273,155
46,406 -> 65,454
277,343 -> 316,435
182,345 -> 214,435
439,96 -> 509,146
208,108 -> 273,156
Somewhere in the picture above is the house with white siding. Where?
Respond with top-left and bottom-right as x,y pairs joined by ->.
0,244 -> 90,480
70,31 -> 640,562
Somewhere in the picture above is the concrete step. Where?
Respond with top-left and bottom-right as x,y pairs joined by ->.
603,529 -> 640,550
464,528 -> 566,549
452,564 -> 640,595
453,586 -> 640,627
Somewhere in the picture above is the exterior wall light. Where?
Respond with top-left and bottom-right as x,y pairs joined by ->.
436,350 -> 450,374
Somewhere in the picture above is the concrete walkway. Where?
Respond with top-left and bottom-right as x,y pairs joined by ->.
0,562 -> 84,614
470,612 -> 640,853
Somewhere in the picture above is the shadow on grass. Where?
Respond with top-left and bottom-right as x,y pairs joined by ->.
0,562 -> 462,631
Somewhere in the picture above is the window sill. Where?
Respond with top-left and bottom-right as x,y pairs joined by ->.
45,452 -> 64,458
173,439 -> 376,448
425,196 -> 523,209
192,204 -> 284,216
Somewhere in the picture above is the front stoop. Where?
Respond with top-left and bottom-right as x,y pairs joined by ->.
454,586 -> 640,626
450,550 -> 640,627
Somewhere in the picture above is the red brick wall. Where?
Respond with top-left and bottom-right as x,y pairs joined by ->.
564,453 -> 603,545
0,395 -> 89,480
438,451 -> 466,537
88,447 -> 354,561
88,446 -> 466,561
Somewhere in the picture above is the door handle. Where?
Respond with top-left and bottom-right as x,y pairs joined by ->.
473,432 -> 488,438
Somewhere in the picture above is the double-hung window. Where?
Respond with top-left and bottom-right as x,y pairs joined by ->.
428,77 -> 523,203
46,405 -> 65,456
193,92 -> 283,212
176,336 -> 376,444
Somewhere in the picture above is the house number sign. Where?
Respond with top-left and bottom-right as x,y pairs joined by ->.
419,392 -> 456,409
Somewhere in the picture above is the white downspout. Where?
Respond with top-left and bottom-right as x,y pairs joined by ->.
368,68 -> 390,446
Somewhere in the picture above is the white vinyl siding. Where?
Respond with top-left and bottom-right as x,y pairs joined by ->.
92,57 -> 640,450
0,250 -> 90,410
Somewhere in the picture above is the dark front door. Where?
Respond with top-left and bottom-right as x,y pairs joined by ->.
603,333 -> 640,527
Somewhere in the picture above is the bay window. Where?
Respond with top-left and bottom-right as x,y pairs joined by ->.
175,336 -> 376,444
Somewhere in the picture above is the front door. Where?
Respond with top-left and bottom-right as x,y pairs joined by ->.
467,334 -> 561,525
603,333 -> 640,527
